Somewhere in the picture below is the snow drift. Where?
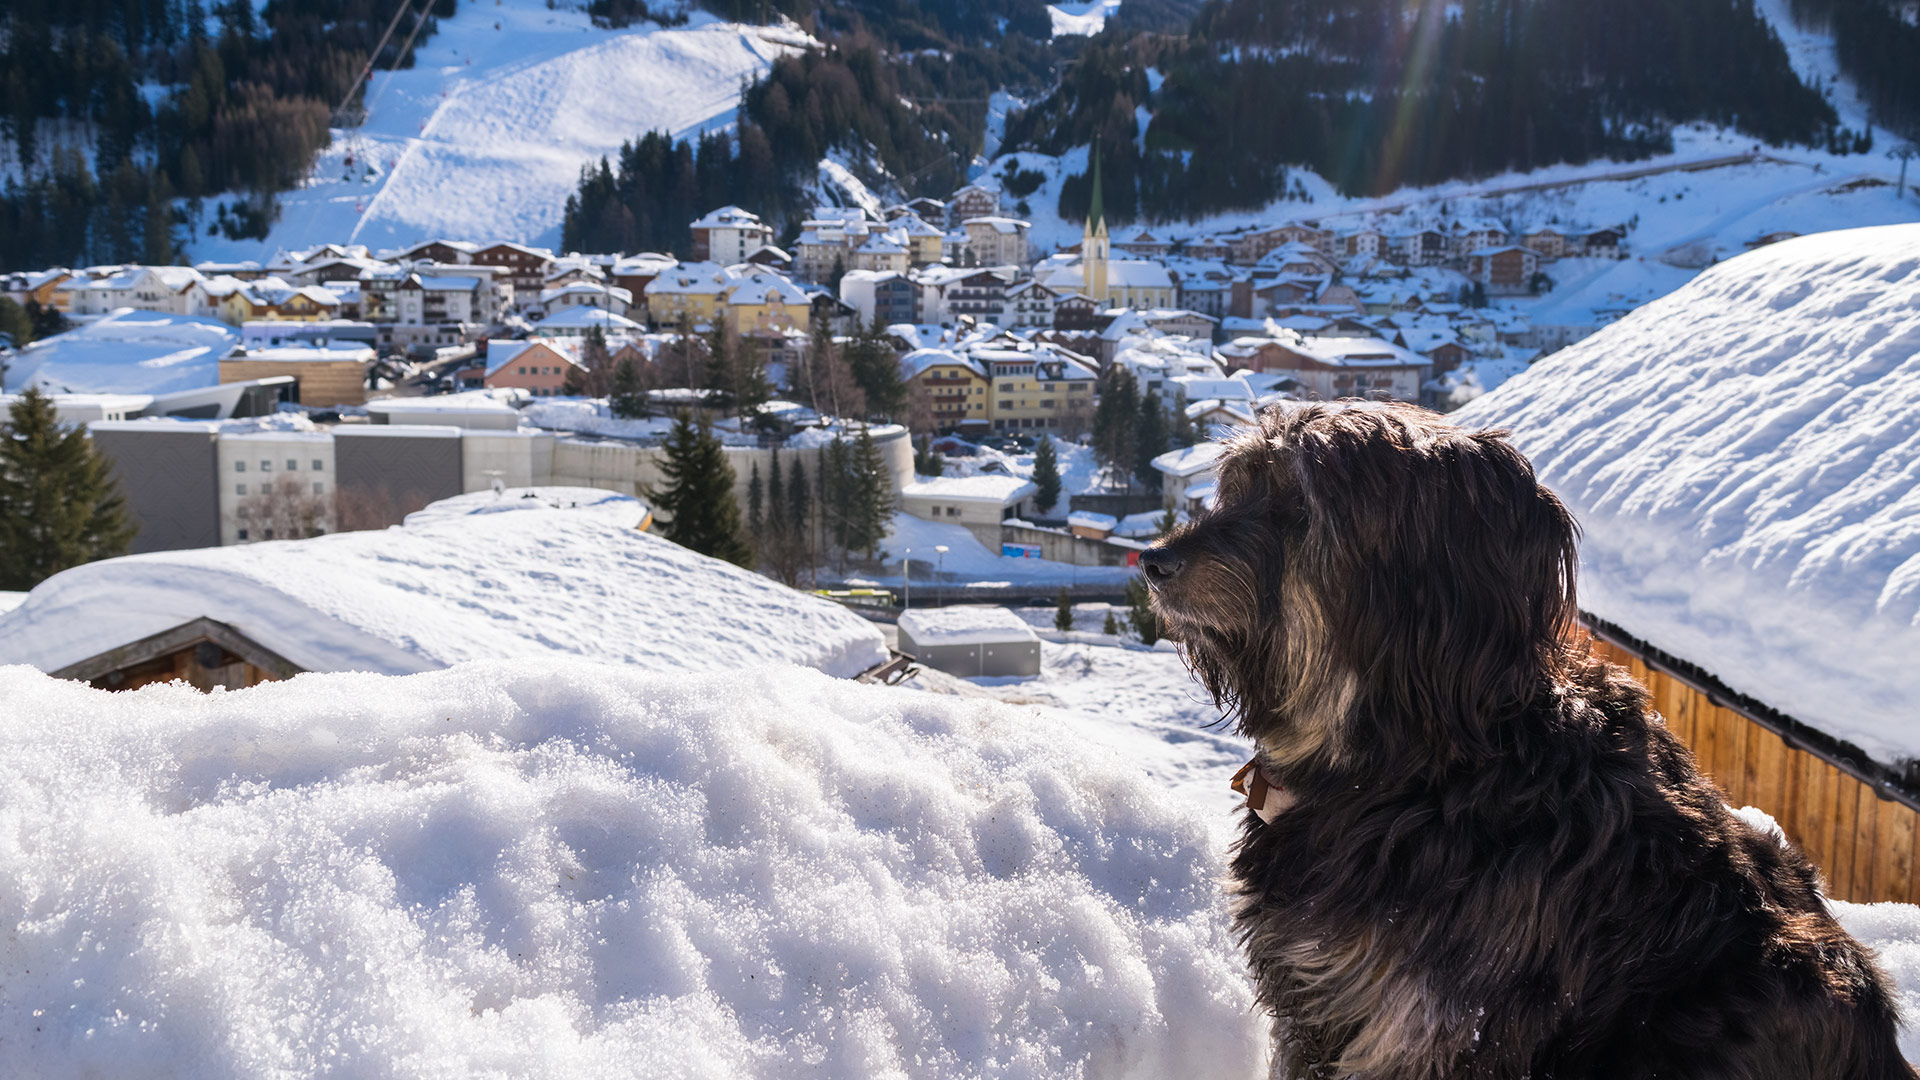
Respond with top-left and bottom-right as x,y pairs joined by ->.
0,487 -> 887,680
1455,224 -> 1920,762
0,659 -> 1266,1078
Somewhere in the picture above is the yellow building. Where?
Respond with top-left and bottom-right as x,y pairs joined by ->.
978,347 -> 1097,435
903,349 -> 989,431
643,263 -> 729,327
723,273 -> 812,336
221,282 -> 342,325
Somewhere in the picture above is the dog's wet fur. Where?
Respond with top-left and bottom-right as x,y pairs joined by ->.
1142,402 -> 1914,1080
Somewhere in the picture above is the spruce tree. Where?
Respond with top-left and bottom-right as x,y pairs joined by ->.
1091,366 -> 1139,491
1125,575 -> 1160,646
1102,610 -> 1122,636
704,323 -> 735,415
0,388 -> 136,590
848,426 -> 894,560
649,411 -> 753,568
1031,435 -> 1062,515
746,461 -> 764,541
610,356 -> 646,419
1134,389 -> 1168,492
1170,402 -> 1199,448
847,315 -> 907,421
0,297 -> 34,350
787,456 -> 812,583
1054,587 -> 1074,632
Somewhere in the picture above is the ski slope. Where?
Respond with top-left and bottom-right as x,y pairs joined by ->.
193,5 -> 811,262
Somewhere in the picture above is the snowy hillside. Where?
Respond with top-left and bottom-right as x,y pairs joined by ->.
0,487 -> 887,680
192,5 -> 811,261
1455,224 -> 1920,764
0,659 -> 1266,1078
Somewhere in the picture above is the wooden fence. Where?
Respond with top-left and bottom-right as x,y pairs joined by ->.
1586,630 -> 1920,904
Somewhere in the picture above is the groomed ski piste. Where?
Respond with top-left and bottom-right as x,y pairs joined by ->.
191,3 -> 812,261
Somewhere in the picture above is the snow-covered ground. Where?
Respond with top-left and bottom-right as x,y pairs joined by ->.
1048,0 -> 1123,37
1,310 -> 238,395
0,487 -> 887,680
0,657 -> 1267,1078
191,5 -> 811,261
1456,224 -> 1920,764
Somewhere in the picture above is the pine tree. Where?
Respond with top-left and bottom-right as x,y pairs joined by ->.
1170,402 -> 1199,448
704,322 -> 735,415
610,355 -> 646,418
0,297 -> 33,350
579,326 -> 612,397
1031,435 -> 1062,515
733,337 -> 773,418
648,411 -> 752,568
1134,389 -> 1168,492
846,315 -> 906,421
746,460 -> 764,541
0,388 -> 136,590
1125,575 -> 1160,646
848,426 -> 894,560
1054,587 -> 1074,632
787,455 -> 812,583
1091,366 -> 1139,491
1102,610 -> 1122,636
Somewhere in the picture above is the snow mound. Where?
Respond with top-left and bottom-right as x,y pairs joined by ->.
2,309 -> 238,395
0,659 -> 1264,1078
0,488 -> 886,680
1455,224 -> 1920,762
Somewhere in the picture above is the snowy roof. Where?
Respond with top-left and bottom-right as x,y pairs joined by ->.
725,274 -> 809,306
534,306 -> 643,332
1455,224 -> 1920,764
1066,511 -> 1119,531
899,347 -> 982,381
539,282 -> 633,304
2,309 -> 239,396
690,205 -> 767,230
1151,441 -> 1226,479
902,475 -> 1038,506
1284,336 -> 1429,369
898,605 -> 1040,646
0,488 -> 888,680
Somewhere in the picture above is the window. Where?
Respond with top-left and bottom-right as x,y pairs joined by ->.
236,483 -> 247,495
313,482 -> 325,495
286,458 -> 298,471
237,529 -> 248,541
313,459 -> 324,471
518,366 -> 528,374
263,529 -> 274,539
261,460 -> 272,472
234,460 -> 246,472
946,507 -> 960,518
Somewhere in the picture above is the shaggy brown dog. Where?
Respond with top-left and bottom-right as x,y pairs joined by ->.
1140,402 -> 1914,1080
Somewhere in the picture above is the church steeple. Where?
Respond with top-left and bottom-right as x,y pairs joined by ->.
1083,147 -> 1110,304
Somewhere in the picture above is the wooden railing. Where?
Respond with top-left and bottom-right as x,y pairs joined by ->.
1585,627 -> 1920,904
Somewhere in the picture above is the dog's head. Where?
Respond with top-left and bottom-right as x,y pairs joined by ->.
1142,402 -> 1578,773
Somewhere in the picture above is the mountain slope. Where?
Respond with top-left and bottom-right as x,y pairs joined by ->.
194,5 -> 810,260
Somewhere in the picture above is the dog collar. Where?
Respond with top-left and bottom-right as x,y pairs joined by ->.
1231,757 -> 1297,823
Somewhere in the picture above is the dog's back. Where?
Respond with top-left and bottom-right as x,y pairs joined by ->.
1232,655 -> 1914,1080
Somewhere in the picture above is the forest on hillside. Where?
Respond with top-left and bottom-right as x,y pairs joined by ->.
1008,0 -> 1872,224
0,0 -> 454,270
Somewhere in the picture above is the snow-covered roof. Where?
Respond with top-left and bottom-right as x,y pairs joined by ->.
898,605 -> 1040,646
2,309 -> 239,396
539,282 -> 633,305
899,347 -> 982,381
691,205 -> 768,230
1066,511 -> 1119,532
534,306 -> 643,332
1456,224 -> 1920,764
1151,440 -> 1226,479
0,488 -> 889,680
902,475 -> 1038,506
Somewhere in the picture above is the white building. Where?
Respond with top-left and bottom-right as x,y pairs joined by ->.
689,206 -> 774,265
217,429 -> 338,545
898,474 -> 1038,549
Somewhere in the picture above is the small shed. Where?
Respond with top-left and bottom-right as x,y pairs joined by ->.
897,607 -> 1042,678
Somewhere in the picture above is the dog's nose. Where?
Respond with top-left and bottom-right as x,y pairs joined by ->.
1139,548 -> 1184,587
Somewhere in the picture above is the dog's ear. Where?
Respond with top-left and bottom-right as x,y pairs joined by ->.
1291,414 -> 1579,765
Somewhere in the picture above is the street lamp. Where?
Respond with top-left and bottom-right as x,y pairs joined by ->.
934,545 -> 948,607
903,547 -> 913,610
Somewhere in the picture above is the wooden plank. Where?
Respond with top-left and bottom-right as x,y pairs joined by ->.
1661,674 -> 1691,746
1829,769 -> 1861,903
1747,726 -> 1785,822
1799,755 -> 1837,893
1692,697 -> 1722,795
1851,782 -> 1881,903
1716,706 -> 1748,804
1778,743 -> 1807,852
1880,801 -> 1915,905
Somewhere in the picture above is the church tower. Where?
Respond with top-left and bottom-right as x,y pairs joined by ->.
1083,150 -> 1110,305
